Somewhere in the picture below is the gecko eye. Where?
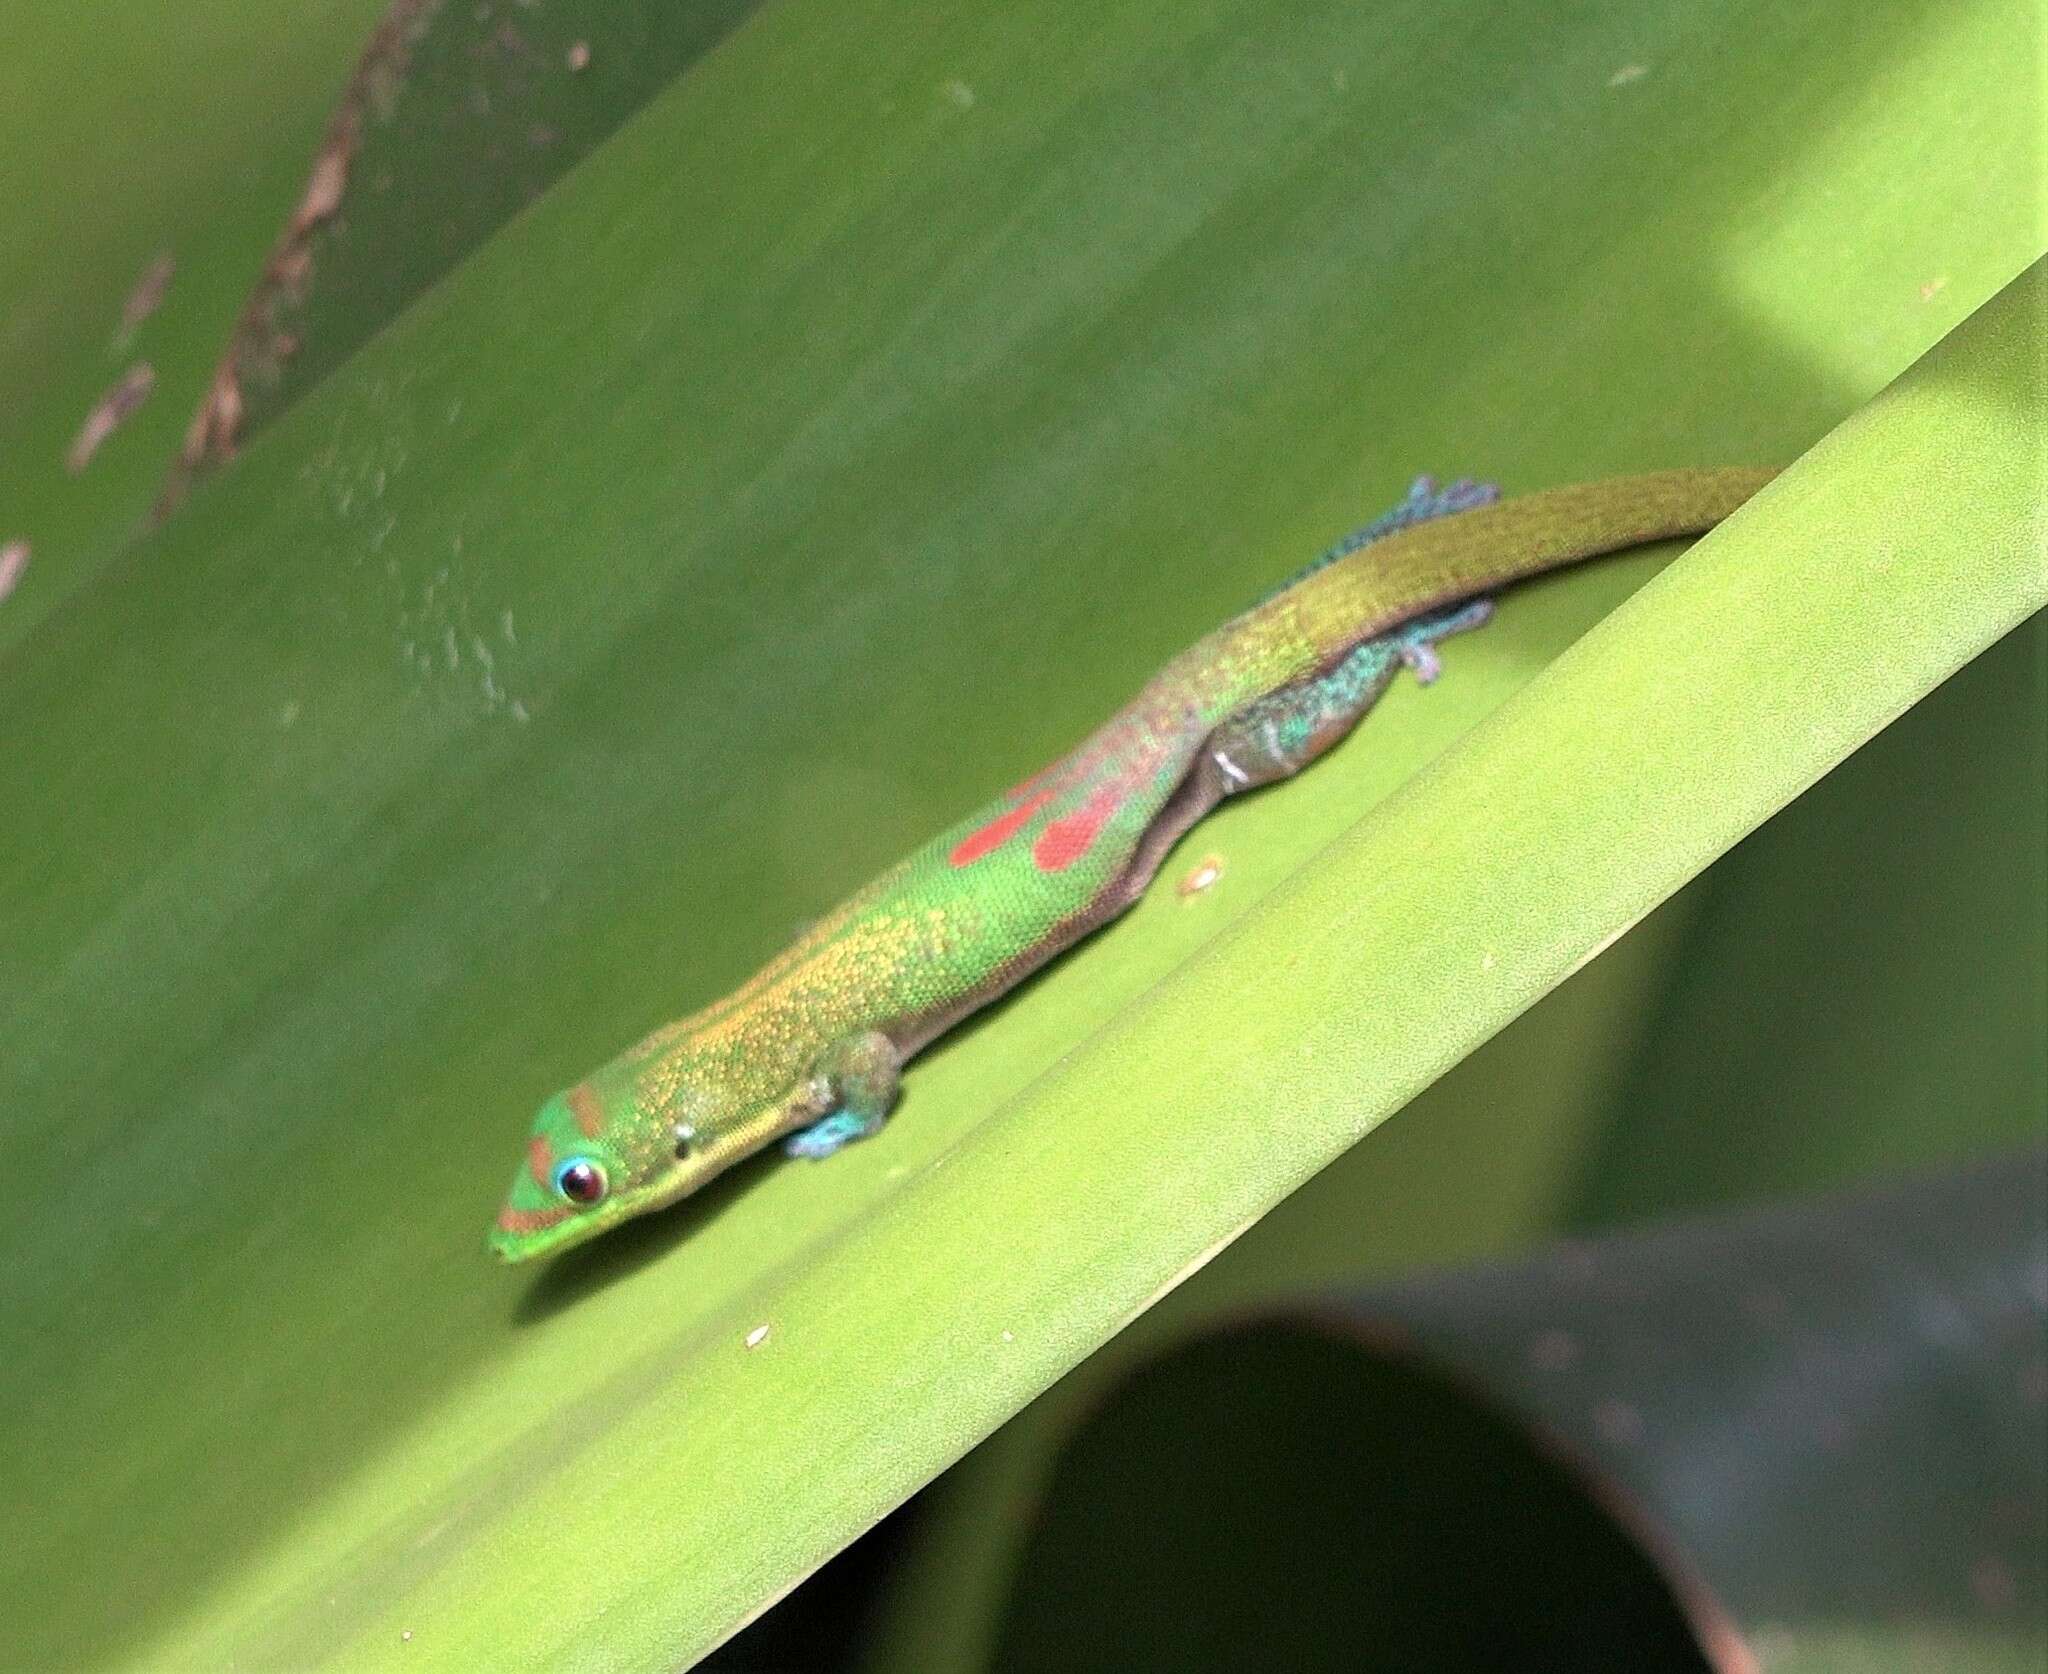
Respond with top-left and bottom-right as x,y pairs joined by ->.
552,1157 -> 607,1205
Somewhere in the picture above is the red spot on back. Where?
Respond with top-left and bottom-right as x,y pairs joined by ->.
567,1083 -> 604,1138
1033,786 -> 1122,872
528,1135 -> 554,1189
950,788 -> 1055,868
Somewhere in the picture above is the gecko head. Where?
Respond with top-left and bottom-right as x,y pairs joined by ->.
488,1075 -> 774,1262
490,1079 -> 685,1263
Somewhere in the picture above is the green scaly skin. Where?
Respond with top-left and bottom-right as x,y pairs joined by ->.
491,466 -> 1774,1260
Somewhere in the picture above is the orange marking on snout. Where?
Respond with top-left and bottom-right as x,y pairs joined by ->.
566,1082 -> 604,1138
496,1203 -> 571,1235
527,1135 -> 553,1188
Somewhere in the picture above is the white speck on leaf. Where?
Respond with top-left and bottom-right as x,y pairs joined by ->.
745,1324 -> 770,1349
278,701 -> 302,729
1920,274 -> 1949,302
942,78 -> 975,108
567,39 -> 590,71
500,607 -> 517,644
1608,62 -> 1649,87
0,541 -> 28,602
510,700 -> 530,723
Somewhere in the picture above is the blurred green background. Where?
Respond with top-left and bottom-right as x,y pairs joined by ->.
1,0 -> 2040,1667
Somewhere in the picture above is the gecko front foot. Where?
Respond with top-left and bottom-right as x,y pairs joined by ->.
783,1029 -> 901,1160
786,1110 -> 879,1158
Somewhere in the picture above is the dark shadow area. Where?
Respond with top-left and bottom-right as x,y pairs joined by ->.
970,1152 -> 2045,1670
984,1325 -> 1712,1673
1345,1148 -> 2048,1645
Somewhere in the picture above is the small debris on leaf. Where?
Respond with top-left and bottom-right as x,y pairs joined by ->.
1591,1397 -> 1645,1446
1177,853 -> 1225,898
1607,62 -> 1649,87
118,251 -> 175,339
0,541 -> 28,603
1972,1555 -> 2018,1611
744,1323 -> 770,1349
67,363 -> 155,473
566,39 -> 590,72
294,147 -> 350,236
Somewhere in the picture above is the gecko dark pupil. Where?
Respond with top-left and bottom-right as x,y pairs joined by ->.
556,1160 -> 605,1204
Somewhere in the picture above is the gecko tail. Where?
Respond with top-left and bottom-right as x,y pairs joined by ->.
1259,473 -> 1503,602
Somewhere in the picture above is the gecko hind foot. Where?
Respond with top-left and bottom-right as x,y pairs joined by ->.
1393,597 -> 1496,685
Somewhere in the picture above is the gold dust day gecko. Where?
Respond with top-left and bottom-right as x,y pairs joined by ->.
491,466 -> 1774,1260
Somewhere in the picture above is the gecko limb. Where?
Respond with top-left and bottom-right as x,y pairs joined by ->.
1204,596 -> 1500,789
785,1029 -> 901,1158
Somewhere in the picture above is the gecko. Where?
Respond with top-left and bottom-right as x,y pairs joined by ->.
491,466 -> 1773,1260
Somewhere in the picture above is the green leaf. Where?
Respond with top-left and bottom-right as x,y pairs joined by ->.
2,0 -> 2040,1667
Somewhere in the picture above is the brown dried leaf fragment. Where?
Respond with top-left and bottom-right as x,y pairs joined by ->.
0,541 -> 29,604
1176,854 -> 1226,898
118,252 -> 176,339
156,0 -> 443,518
67,363 -> 156,474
